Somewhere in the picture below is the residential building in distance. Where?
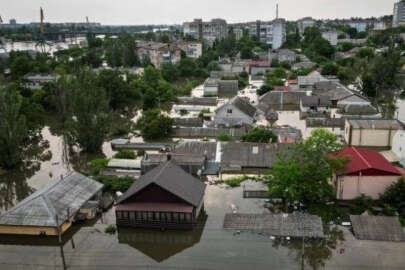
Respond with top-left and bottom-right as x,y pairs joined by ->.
115,161 -> 206,230
333,147 -> 403,200
322,30 -> 338,46
297,17 -> 316,35
182,18 -> 227,45
24,73 -> 60,90
247,19 -> 286,49
234,28 -> 244,40
214,96 -> 258,127
177,41 -> 203,58
276,49 -> 297,63
393,0 -> 405,27
136,42 -> 182,68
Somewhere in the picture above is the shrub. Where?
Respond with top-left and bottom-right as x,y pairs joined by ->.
226,176 -> 249,187
217,132 -> 234,142
105,225 -> 116,235
242,128 -> 277,143
113,150 -> 136,159
89,158 -> 109,175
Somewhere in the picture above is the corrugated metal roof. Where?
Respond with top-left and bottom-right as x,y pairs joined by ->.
0,172 -> 103,227
108,159 -> 142,169
350,215 -> 405,241
347,119 -> 404,130
116,161 -> 206,207
334,147 -> 401,176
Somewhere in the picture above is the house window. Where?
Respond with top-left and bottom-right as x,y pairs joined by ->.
116,211 -> 122,219
227,109 -> 233,114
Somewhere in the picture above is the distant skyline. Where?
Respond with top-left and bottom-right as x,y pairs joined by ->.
0,0 -> 398,25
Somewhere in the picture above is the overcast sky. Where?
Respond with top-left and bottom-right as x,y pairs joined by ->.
0,0 -> 398,25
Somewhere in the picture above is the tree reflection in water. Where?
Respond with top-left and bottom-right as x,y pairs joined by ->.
0,132 -> 51,211
272,227 -> 344,270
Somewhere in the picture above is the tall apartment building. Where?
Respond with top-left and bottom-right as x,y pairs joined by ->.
394,0 -> 405,27
297,17 -> 316,35
183,18 -> 227,45
248,19 -> 286,49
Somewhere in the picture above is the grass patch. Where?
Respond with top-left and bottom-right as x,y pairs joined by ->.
105,225 -> 117,235
225,176 -> 249,187
113,150 -> 136,159
89,158 -> 110,176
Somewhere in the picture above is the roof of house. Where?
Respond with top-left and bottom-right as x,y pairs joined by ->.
142,153 -> 205,166
334,147 -> 401,176
221,142 -> 291,169
216,96 -> 257,118
249,61 -> 270,67
259,91 -> 307,108
301,96 -> 332,107
350,215 -> 405,241
173,117 -> 203,127
0,172 -> 103,227
176,97 -> 217,106
116,161 -> 206,207
108,159 -> 142,169
341,104 -> 378,115
174,141 -> 217,161
347,119 -> 404,130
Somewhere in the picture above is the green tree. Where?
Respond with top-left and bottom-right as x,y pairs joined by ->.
380,178 -> 405,216
217,132 -> 234,142
321,62 -> 339,76
242,128 -> 277,143
266,129 -> 347,206
161,62 -> 179,82
137,109 -> 173,140
68,71 -> 111,153
0,89 -> 28,168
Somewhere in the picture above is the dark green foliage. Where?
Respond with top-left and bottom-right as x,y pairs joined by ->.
225,176 -> 249,187
0,89 -> 28,168
137,109 -> 173,140
349,195 -> 374,215
161,62 -> 179,82
356,48 -> 374,59
96,175 -> 135,194
68,71 -> 111,153
105,225 -> 117,235
321,62 -> 339,76
266,129 -> 347,206
380,178 -> 405,215
257,85 -> 273,96
242,128 -> 277,143
114,150 -> 136,159
217,132 -> 234,142
339,42 -> 355,52
89,158 -> 109,176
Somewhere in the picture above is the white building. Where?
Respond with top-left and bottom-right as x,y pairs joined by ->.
297,17 -> 316,35
322,30 -> 338,46
393,0 -> 405,27
272,19 -> 286,50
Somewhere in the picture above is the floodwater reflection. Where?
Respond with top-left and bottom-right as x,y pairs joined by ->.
118,212 -> 208,262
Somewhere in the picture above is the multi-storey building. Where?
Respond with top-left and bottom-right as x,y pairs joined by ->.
247,19 -> 286,49
136,42 -> 182,68
322,30 -> 338,46
394,0 -> 405,27
183,18 -> 227,45
297,17 -> 316,35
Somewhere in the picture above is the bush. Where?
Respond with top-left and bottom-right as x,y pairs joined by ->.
217,132 -> 234,142
96,175 -> 135,193
113,150 -> 136,159
380,178 -> 405,215
137,109 -> 173,140
105,225 -> 117,235
350,194 -> 374,215
226,176 -> 249,187
242,128 -> 277,143
321,62 -> 339,76
89,158 -> 109,175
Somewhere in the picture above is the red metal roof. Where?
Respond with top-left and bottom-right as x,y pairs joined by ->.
249,61 -> 269,67
334,147 -> 401,176
116,202 -> 193,213
274,86 -> 291,92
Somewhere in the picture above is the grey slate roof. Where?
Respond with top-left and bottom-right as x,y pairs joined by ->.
0,172 -> 103,227
221,142 -> 291,169
350,215 -> 405,242
216,96 -> 257,118
347,119 -> 404,130
176,97 -> 217,106
341,104 -> 378,115
174,141 -> 217,161
301,96 -> 332,107
116,161 -> 206,207
258,91 -> 307,111
173,117 -> 203,127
